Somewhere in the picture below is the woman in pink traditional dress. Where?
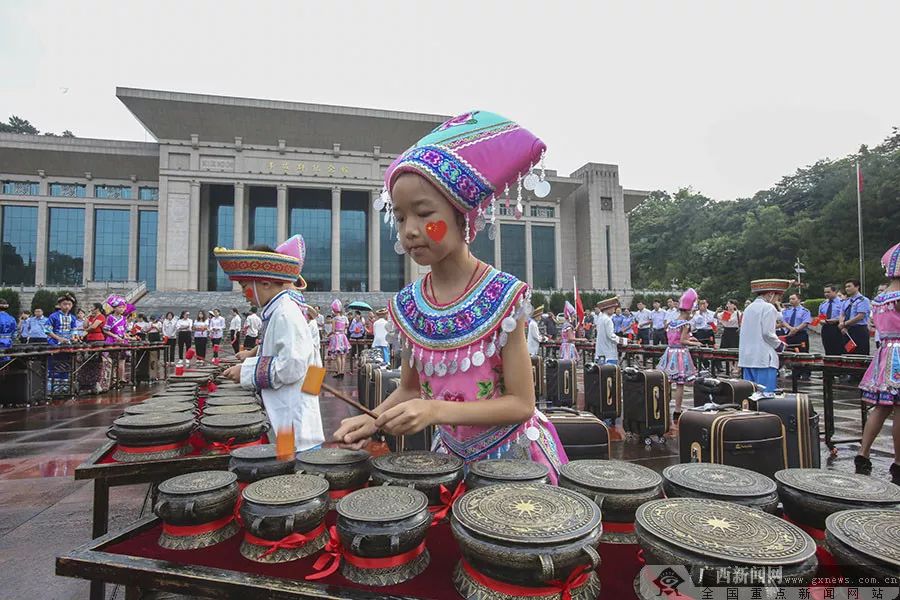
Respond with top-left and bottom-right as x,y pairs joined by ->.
856,242 -> 900,485
328,299 -> 351,378
657,288 -> 702,426
558,301 -> 579,363
333,111 -> 567,481
102,295 -> 134,387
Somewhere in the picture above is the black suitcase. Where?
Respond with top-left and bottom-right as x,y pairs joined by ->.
531,356 -> 545,402
743,392 -> 821,468
543,406 -> 610,460
383,376 -> 434,452
692,377 -> 756,407
369,368 -> 402,410
544,358 -> 577,407
357,363 -> 372,409
622,367 -> 670,442
584,362 -> 621,421
678,404 -> 787,478
3,359 -> 47,406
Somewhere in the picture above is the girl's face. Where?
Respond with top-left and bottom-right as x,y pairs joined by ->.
391,174 -> 464,266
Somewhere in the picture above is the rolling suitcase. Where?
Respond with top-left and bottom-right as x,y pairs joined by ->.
692,377 -> 756,407
678,404 -> 787,478
622,367 -> 670,443
357,363 -> 372,409
369,368 -> 402,410
531,356 -> 545,403
383,377 -> 434,452
544,358 -> 577,407
543,406 -> 610,460
743,392 -> 821,468
584,362 -> 621,421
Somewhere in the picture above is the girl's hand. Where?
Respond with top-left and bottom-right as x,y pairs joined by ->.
374,399 -> 435,436
333,414 -> 378,448
222,365 -> 242,383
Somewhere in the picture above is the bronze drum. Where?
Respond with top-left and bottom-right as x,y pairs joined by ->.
558,459 -> 663,543
108,412 -> 195,462
775,468 -> 900,530
239,474 -> 330,563
228,444 -> 297,484
202,403 -> 262,416
199,413 -> 268,447
464,459 -> 550,490
295,447 -> 371,504
204,396 -> 260,407
825,509 -> 900,580
123,402 -> 195,416
154,470 -> 239,550
369,451 -> 464,505
336,486 -> 431,585
451,484 -> 602,600
634,498 -> 818,589
662,463 -> 778,513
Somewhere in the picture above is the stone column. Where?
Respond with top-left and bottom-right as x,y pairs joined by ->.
331,186 -> 341,292
525,219 -> 534,287
188,181 -> 201,290
276,184 -> 288,242
35,201 -> 48,285
554,222 -> 563,290
233,182 -> 245,249
493,222 -> 502,270
82,203 -> 94,283
128,205 -> 139,281
368,189 -> 380,292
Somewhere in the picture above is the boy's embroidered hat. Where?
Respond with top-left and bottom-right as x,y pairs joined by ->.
213,247 -> 300,284
377,110 -> 549,241
531,304 -> 545,319
881,242 -> 900,278
750,279 -> 792,295
596,296 -> 620,311
275,235 -> 307,290
678,288 -> 698,311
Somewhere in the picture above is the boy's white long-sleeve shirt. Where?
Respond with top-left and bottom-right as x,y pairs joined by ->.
240,290 -> 324,451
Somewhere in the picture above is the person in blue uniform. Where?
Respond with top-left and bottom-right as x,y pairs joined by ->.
818,284 -> 845,356
0,299 -> 16,361
781,292 -> 812,381
46,294 -> 80,393
840,279 -> 871,356
650,300 -> 667,345
617,308 -> 635,339
633,301 -> 652,345
21,308 -> 48,344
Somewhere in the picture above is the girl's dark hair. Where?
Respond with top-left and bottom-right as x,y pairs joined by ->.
165,311 -> 174,319
232,308 -> 239,314
93,302 -> 103,311
197,311 -> 207,320
180,311 -> 190,318
727,299 -> 738,307
249,244 -> 276,253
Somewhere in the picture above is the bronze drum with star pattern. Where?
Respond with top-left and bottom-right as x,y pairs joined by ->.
369,451 -> 464,505
238,474 -> 330,563
635,498 -> 818,585
335,485 -> 431,586
464,459 -> 551,490
825,509 -> 900,580
662,463 -> 779,513
775,468 -> 900,530
154,470 -> 240,550
450,483 -> 602,598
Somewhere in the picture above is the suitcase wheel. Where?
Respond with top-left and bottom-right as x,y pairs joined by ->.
644,437 -> 652,446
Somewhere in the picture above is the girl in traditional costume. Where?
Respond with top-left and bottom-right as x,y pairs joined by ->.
334,110 -> 567,480
102,295 -> 134,386
856,242 -> 900,484
657,288 -> 702,424
558,301 -> 579,362
328,299 -> 350,377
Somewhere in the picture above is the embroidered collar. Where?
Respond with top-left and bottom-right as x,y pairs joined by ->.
389,265 -> 528,351
261,290 -> 291,321
873,290 -> 900,306
668,319 -> 689,329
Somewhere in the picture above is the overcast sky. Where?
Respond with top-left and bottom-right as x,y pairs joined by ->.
1,0 -> 897,200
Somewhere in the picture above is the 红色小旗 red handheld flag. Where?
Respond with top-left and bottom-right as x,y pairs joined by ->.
573,277 -> 584,323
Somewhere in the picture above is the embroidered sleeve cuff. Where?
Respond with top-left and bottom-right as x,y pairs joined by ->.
240,357 -> 259,390
254,356 -> 276,389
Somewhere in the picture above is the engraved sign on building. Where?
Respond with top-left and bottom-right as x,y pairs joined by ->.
244,157 -> 370,179
199,156 -> 235,172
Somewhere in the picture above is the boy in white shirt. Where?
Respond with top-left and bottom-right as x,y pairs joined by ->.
371,308 -> 390,364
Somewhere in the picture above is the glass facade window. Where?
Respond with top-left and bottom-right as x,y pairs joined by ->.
248,187 -> 277,248
379,215 -> 403,292
49,183 -> 86,198
500,224 -> 526,281
1,205 -> 37,285
2,181 -> 39,196
469,230 -> 495,266
531,225 -> 556,289
138,186 -> 159,201
530,205 -> 555,218
93,209 -> 130,281
47,207 -> 84,285
207,185 -> 234,291
340,191 -> 368,292
289,188 -> 331,291
137,211 -> 158,291
95,185 -> 132,199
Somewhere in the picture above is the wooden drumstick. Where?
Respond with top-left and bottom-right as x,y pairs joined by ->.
302,365 -> 379,419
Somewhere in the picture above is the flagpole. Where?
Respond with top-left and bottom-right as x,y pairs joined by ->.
856,161 -> 865,294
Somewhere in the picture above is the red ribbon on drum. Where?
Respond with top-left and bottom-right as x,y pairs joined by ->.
782,516 -> 837,567
162,514 -> 235,538
115,440 -> 189,455
244,523 -> 327,559
328,482 -> 368,501
208,437 -> 265,454
305,525 -> 428,581
601,521 -> 635,534
428,482 -> 467,525
460,560 -> 591,600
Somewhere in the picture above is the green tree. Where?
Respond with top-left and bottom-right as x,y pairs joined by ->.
0,289 -> 21,316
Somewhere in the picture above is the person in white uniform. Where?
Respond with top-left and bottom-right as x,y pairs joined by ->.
527,305 -> 545,357
306,305 -> 323,368
738,279 -> 790,394
217,245 -> 325,452
593,297 -> 627,364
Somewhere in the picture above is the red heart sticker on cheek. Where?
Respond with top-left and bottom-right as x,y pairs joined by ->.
425,220 -> 448,243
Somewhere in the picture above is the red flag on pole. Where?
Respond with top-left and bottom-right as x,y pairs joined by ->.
573,277 -> 585,323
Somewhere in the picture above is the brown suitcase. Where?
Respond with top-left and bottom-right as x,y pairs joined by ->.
545,358 -> 577,407
622,367 -> 670,443
369,367 -> 402,410
743,392 -> 821,469
678,405 -> 787,479
543,407 -> 610,460
531,356 -> 545,402
584,362 -> 621,421
692,377 -> 756,407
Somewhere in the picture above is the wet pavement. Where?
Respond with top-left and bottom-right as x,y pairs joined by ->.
0,355 -> 894,599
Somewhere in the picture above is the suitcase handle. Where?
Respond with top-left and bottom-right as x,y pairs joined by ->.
623,367 -> 641,381
687,403 -> 742,412
542,406 -> 579,416
605,376 -> 613,406
564,370 -> 570,396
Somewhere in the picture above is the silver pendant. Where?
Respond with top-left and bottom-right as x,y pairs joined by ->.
424,361 -> 434,377
409,352 -> 415,368
525,426 -> 540,441
488,224 -> 497,240
415,357 -> 423,372
448,359 -> 458,375
373,195 -> 385,211
394,240 -> 405,255
460,357 -> 471,372
471,351 -> 485,367
501,316 -> 517,333
485,341 -> 496,358
534,180 -> 551,198
435,361 -> 447,377
474,212 -> 486,231
498,331 -> 508,347
523,172 -> 539,191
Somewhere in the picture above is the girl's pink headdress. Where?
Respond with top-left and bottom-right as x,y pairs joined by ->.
678,288 -> 698,311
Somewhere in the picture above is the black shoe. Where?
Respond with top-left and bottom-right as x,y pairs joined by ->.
891,463 -> 900,486
855,455 -> 873,475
